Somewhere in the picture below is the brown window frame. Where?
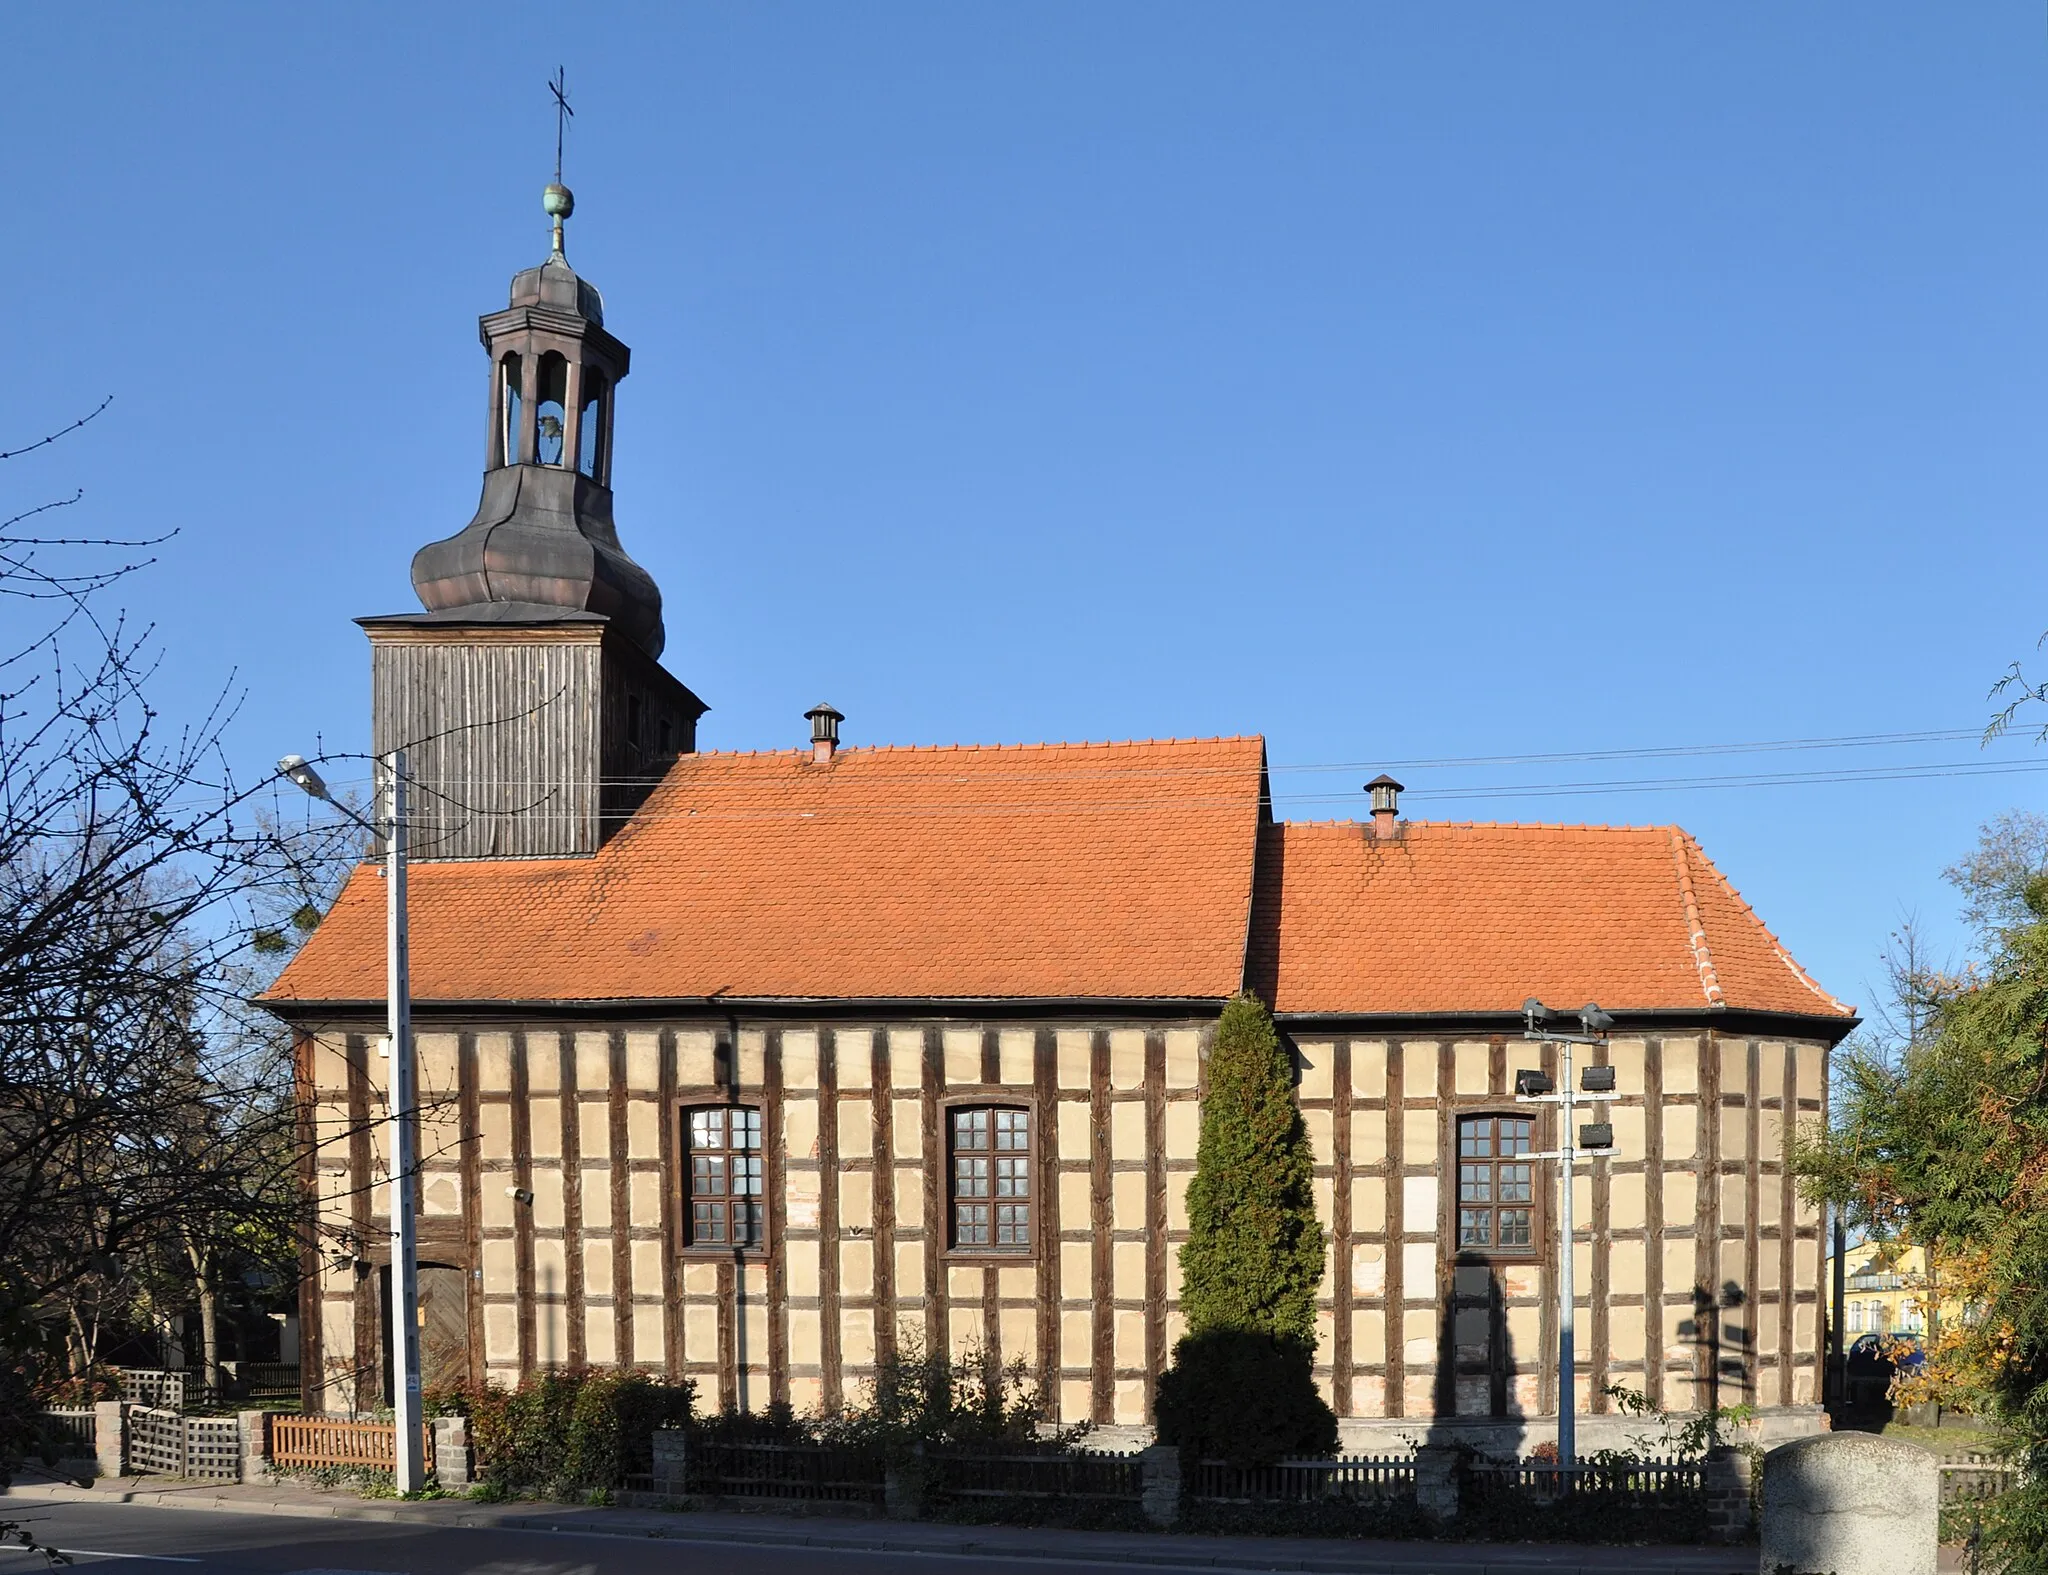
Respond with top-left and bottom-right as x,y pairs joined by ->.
1454,1111 -> 1539,1259
682,1103 -> 766,1253
946,1102 -> 1034,1256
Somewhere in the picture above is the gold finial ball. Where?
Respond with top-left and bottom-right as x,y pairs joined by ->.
543,182 -> 575,220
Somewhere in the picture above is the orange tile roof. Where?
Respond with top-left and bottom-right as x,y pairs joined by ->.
1247,820 -> 1851,1020
266,737 -> 1270,1005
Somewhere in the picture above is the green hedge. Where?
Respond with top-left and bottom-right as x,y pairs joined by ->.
430,1371 -> 695,1499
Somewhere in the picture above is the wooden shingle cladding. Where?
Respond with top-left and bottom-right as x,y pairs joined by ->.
296,1009 -> 1831,1427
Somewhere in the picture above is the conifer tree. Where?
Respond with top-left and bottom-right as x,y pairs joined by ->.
1156,993 -> 1335,1466
1178,992 -> 1326,1341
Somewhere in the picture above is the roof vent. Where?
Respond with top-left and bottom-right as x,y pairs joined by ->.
1365,773 -> 1404,839
806,702 -> 844,765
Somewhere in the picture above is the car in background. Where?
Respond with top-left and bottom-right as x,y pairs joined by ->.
1845,1332 -> 1926,1407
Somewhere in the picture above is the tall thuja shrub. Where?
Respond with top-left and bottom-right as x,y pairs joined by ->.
1157,993 -> 1336,1466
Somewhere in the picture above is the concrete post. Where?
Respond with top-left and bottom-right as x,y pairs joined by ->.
883,1443 -> 926,1520
1413,1444 -> 1462,1523
1759,1433 -> 1937,1575
650,1428 -> 688,1496
1138,1445 -> 1180,1528
92,1401 -> 124,1480
236,1411 -> 272,1485
431,1416 -> 471,1489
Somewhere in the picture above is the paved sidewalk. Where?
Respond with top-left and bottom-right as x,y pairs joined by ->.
1,1471 -> 1761,1574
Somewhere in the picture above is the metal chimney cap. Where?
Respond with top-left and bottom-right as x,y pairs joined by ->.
1364,773 -> 1405,791
806,702 -> 844,748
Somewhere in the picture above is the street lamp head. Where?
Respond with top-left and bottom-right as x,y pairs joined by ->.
1523,997 -> 1557,1026
1578,1003 -> 1615,1035
1515,1068 -> 1555,1097
277,753 -> 331,801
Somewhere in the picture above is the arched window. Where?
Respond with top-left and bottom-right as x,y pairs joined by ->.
578,370 -> 607,479
684,1106 -> 763,1249
499,354 -> 524,467
535,353 -> 568,466
1455,1114 -> 1536,1255
949,1106 -> 1032,1251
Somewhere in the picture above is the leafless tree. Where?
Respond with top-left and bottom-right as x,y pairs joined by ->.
0,403 -> 362,1422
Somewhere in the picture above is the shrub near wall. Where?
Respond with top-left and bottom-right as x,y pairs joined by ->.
431,1371 -> 695,1500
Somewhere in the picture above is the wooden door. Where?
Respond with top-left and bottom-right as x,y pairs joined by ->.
418,1264 -> 469,1393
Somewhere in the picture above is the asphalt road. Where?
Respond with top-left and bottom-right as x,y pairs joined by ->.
0,1501 -> 1267,1575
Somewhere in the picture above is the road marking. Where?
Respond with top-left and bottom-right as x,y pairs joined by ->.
30,1552 -> 202,1564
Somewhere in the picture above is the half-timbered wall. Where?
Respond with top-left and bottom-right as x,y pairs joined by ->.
300,1018 -> 1827,1427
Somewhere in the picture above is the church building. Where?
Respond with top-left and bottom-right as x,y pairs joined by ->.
264,186 -> 1855,1444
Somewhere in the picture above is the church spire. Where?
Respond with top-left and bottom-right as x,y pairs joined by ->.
545,67 -> 574,260
405,93 -> 667,659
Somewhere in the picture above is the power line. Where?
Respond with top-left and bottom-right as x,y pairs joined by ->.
1278,727 -> 1991,774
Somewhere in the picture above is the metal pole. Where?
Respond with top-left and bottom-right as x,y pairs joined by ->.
1557,1033 -> 1576,1467
385,749 -> 425,1494
1830,1204 -> 1847,1411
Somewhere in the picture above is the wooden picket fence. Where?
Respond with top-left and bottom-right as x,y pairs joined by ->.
1466,1456 -> 1702,1501
681,1438 -> 887,1506
268,1414 -> 430,1473
1190,1453 -> 1416,1503
929,1447 -> 1143,1502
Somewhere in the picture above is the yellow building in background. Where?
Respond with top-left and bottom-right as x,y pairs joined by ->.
1829,1240 -> 1957,1338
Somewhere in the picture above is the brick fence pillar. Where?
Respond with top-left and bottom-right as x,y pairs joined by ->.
432,1416 -> 471,1489
883,1444 -> 926,1521
92,1401 -> 124,1480
1701,1444 -> 1756,1544
1138,1445 -> 1180,1527
237,1411 -> 272,1485
651,1428 -> 687,1495
1413,1445 -> 1462,1523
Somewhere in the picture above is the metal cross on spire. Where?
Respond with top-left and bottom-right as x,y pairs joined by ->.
549,67 -> 574,183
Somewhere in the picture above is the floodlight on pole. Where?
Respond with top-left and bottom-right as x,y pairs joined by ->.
1517,997 -> 1626,1469
278,748 -> 425,1495
277,754 -> 332,802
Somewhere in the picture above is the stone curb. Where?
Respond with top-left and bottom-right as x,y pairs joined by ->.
0,1480 -> 1751,1575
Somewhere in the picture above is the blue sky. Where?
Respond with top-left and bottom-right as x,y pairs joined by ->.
7,4 -> 2047,1018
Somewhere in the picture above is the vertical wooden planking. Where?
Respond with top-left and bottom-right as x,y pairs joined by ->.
1488,1035 -> 1509,1419
716,1257 -> 737,1409
1034,1027 -> 1060,1389
610,1030 -> 633,1372
1435,1041 -> 1454,1420
1589,1034 -> 1611,1412
460,1030 -> 484,1386
347,1032 -> 376,1402
1383,1036 -> 1405,1416
1696,1034 -> 1723,1411
657,1027 -> 681,1381
819,1028 -> 843,1411
1643,1037 -> 1665,1411
765,1031 -> 789,1408
511,1031 -> 536,1380
294,1031 -> 323,1413
1745,1038 -> 1762,1404
1090,1029 -> 1113,1425
1143,1031 -> 1167,1416
922,1028 -> 946,1348
1536,1038 -> 1557,1417
561,1032 -> 585,1370
1779,1044 -> 1797,1407
871,1032 -> 897,1367
1331,1038 -> 1354,1416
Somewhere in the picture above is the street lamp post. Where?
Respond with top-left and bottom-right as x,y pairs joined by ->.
1516,999 -> 1619,1468
279,749 -> 425,1495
